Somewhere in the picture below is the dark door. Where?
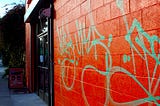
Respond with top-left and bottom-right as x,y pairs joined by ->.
36,20 -> 50,104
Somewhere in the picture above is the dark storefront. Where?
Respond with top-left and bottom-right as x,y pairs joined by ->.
24,0 -> 53,105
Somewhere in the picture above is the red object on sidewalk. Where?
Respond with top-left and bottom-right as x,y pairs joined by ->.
9,68 -> 24,88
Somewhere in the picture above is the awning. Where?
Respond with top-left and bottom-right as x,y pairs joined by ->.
24,0 -> 40,22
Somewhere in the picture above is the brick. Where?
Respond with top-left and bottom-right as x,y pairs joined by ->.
53,0 -> 160,105
96,4 -> 111,24
80,0 -> 90,16
110,90 -> 137,103
94,54 -> 106,71
66,11 -> 73,23
54,92 -> 64,106
109,36 -> 131,55
150,78 -> 160,94
96,70 -> 107,87
110,1 -> 121,19
94,87 -> 106,103
142,4 -> 160,30
158,29 -> 160,54
119,10 -> 142,36
104,18 -> 120,37
113,74 -> 131,94
111,54 -> 121,67
54,19 -> 57,31
86,10 -> 97,27
67,6 -> 80,23
54,37 -> 59,48
104,0 -> 113,4
110,73 -> 138,102
54,74 -> 60,84
96,23 -> 106,37
67,77 -> 76,88
63,97 -> 72,106
72,42 -> 88,56
82,55 -> 98,69
120,53 -> 136,75
77,16 -> 86,29
68,21 -> 77,33
96,42 -> 108,55
143,54 -> 159,78
122,0 -> 130,14
64,16 -> 71,26
131,77 -> 149,98
131,54 -> 145,76
91,0 -> 104,10
72,79 -> 82,93
82,82 -> 96,96
130,0 -> 158,12
54,47 -> 59,57
54,82 -> 61,93
69,0 -> 77,10
65,1 -> 72,13
120,29 -> 159,55
75,56 -> 83,67
54,65 -> 61,75
55,17 -> 63,28
111,0 -> 129,19
68,91 -> 84,105
81,27 -> 93,43
74,67 -> 82,80
83,96 -> 99,106
61,0 -> 69,7
54,0 -> 62,10
145,30 -> 159,54
124,32 -> 149,54
76,0 -> 86,6
72,6 -> 81,19
70,32 -> 79,45
153,78 -> 160,96
87,43 -> 103,55
57,6 -> 66,19
147,0 -> 159,6
130,0 -> 147,12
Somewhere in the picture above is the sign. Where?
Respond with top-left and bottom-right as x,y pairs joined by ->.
9,68 -> 24,88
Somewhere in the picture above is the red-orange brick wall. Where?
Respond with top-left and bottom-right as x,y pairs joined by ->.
54,0 -> 160,105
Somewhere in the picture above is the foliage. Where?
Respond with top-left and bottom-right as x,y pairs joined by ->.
0,4 -> 25,67
1,68 -> 9,79
1,49 -> 10,66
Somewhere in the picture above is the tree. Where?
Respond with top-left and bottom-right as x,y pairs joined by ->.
0,4 -> 25,67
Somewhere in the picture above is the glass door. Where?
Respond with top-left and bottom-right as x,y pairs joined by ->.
36,20 -> 50,104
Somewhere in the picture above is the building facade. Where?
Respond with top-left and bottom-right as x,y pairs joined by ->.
25,0 -> 160,106
24,0 -> 53,105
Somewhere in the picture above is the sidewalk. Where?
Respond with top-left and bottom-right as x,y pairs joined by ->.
0,67 -> 47,106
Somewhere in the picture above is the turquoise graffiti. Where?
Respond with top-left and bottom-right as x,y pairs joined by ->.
56,0 -> 160,105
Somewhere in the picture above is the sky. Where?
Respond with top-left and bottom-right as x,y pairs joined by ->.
0,0 -> 25,18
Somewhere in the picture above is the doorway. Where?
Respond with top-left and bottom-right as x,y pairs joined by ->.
35,19 -> 50,104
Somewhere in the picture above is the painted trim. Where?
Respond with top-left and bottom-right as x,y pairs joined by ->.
24,0 -> 40,22
27,0 -> 32,4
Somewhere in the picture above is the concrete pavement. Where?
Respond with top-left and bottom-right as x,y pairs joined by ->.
11,94 -> 47,106
0,66 -> 47,106
0,75 -> 12,106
